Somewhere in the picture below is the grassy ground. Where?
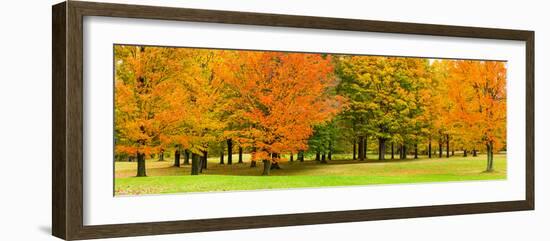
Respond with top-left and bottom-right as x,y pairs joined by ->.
115,153 -> 506,195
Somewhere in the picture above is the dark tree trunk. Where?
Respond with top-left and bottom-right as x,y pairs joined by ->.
398,144 -> 402,159
428,139 -> 432,158
486,142 -> 494,172
400,144 -> 407,160
378,138 -> 386,160
321,153 -> 327,164
183,149 -> 190,165
200,154 -> 204,173
363,136 -> 368,160
391,142 -> 395,159
473,149 -> 477,157
290,153 -> 294,162
136,152 -> 146,177
174,149 -> 180,167
219,150 -> 224,164
159,150 -> 164,161
446,134 -> 450,158
463,149 -> 468,157
452,149 -> 455,156
262,160 -> 271,176
238,147 -> 243,163
201,150 -> 208,170
227,139 -> 233,165
414,144 -> 418,159
250,160 -> 257,168
315,151 -> 321,161
358,136 -> 364,161
353,139 -> 357,160
191,153 -> 200,175
299,150 -> 304,162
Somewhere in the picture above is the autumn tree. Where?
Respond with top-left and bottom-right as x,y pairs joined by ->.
446,60 -> 506,171
217,51 -> 344,175
114,46 -> 186,177
170,49 -> 227,175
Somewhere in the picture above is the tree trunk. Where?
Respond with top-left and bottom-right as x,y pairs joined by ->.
315,151 -> 321,161
353,139 -> 357,160
227,139 -> 233,165
191,153 -> 199,175
358,136 -> 364,161
473,149 -> 477,157
219,150 -> 224,164
159,150 -> 164,161
463,149 -> 468,157
238,147 -> 243,163
391,143 -> 395,159
299,150 -> 304,162
363,136 -> 368,160
446,134 -> 450,158
250,160 -> 257,168
174,149 -> 180,167
414,144 -> 418,159
201,150 -> 208,170
452,149 -> 455,156
428,138 -> 432,158
400,144 -> 407,160
378,138 -> 386,160
262,160 -> 271,176
136,152 -> 146,177
486,142 -> 494,172
321,153 -> 327,164
290,153 -> 294,162
199,154 -> 204,173
184,149 -> 190,165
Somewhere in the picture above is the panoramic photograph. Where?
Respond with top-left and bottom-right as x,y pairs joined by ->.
113,45 -> 507,196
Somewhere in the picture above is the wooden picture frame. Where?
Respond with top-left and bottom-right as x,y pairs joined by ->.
52,1 -> 534,240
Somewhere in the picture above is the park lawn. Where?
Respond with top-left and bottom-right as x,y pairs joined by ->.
115,154 -> 506,195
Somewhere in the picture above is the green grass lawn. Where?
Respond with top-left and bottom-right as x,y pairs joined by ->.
115,153 -> 506,195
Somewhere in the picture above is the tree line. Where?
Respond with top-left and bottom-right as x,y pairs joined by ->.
114,46 -> 506,176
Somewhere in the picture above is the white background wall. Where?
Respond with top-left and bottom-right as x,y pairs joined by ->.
0,0 -> 547,240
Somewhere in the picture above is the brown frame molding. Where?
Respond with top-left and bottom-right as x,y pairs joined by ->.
52,1 -> 535,240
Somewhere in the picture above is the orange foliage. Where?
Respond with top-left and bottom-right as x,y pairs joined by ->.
216,51 -> 345,161
445,60 -> 507,150
114,46 -> 186,156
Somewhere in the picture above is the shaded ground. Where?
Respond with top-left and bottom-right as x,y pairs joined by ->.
114,154 -> 506,195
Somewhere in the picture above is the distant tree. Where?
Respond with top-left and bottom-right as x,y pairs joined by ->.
308,120 -> 339,163
337,56 -> 430,160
